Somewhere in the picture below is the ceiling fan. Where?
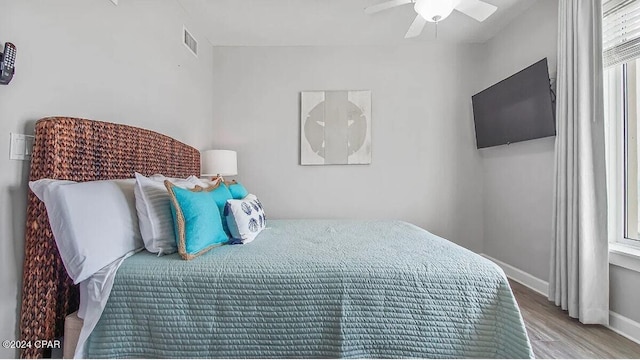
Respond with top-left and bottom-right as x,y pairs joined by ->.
365,0 -> 498,38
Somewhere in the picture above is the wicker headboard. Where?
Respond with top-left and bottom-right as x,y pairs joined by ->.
19,117 -> 200,358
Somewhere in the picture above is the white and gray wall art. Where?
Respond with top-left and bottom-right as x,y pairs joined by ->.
300,90 -> 371,165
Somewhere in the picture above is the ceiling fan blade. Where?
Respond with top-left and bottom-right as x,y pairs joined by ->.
405,15 -> 427,39
455,0 -> 497,22
365,0 -> 412,15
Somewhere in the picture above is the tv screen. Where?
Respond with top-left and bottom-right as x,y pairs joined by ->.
472,58 -> 556,149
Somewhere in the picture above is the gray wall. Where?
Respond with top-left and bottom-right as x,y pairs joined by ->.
210,44 -> 485,252
611,265 -> 640,322
477,0 -> 558,281
0,1 -> 214,357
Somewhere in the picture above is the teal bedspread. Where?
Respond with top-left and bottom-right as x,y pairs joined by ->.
86,220 -> 533,358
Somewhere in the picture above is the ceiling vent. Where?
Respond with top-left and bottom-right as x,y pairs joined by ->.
183,26 -> 198,57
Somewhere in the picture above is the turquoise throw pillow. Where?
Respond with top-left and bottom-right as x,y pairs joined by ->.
165,180 -> 229,260
210,183 -> 233,235
227,182 -> 249,200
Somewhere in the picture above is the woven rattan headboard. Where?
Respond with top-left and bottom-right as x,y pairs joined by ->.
19,117 -> 200,358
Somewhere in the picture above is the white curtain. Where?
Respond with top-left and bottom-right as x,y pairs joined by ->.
549,0 -> 609,325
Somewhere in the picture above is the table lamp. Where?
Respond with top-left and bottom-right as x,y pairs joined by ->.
201,150 -> 237,181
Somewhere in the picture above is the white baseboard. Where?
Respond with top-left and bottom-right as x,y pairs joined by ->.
480,253 -> 549,296
609,311 -> 640,345
479,253 -> 640,346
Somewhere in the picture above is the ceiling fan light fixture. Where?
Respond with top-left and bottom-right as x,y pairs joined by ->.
414,0 -> 456,22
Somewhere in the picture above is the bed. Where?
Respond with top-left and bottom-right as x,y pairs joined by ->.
20,117 -> 533,359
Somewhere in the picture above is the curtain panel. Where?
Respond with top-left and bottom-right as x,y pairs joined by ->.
549,0 -> 609,325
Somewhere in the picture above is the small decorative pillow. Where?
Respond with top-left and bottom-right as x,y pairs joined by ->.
134,173 -> 206,255
165,180 -> 229,260
226,181 -> 249,200
225,194 -> 266,244
29,178 -> 143,283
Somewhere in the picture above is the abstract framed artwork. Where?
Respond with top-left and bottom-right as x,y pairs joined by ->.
300,90 -> 372,165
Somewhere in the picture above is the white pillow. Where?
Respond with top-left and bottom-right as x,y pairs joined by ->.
29,178 -> 143,284
225,194 -> 266,244
133,173 -> 202,255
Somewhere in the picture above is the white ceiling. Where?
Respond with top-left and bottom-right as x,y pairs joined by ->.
177,0 -> 539,46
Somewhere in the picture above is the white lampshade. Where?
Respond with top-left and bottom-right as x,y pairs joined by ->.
201,150 -> 238,177
414,0 -> 456,22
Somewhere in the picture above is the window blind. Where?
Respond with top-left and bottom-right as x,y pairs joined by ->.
604,0 -> 640,67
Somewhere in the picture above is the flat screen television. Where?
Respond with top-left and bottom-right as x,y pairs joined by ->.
472,58 -> 556,149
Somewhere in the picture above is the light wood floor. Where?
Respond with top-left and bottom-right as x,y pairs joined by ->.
510,280 -> 640,358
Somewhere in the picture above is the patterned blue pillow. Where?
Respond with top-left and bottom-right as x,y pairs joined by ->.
224,194 -> 266,244
165,180 -> 229,259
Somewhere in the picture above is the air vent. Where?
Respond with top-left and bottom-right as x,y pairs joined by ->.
183,26 -> 198,57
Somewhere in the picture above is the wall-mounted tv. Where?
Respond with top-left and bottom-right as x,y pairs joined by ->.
472,58 -> 556,149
